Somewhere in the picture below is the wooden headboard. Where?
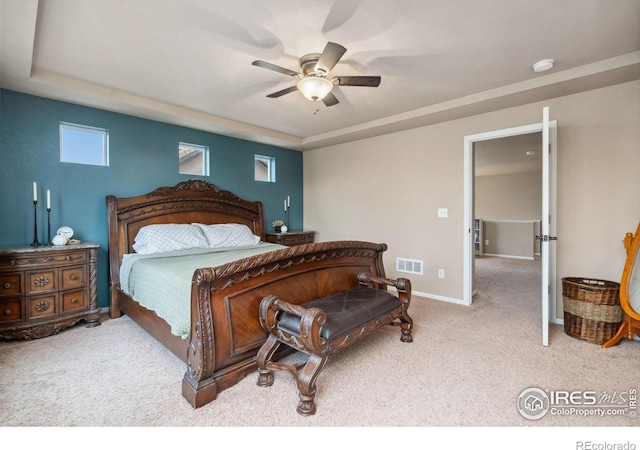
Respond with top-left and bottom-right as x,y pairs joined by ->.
106,179 -> 265,292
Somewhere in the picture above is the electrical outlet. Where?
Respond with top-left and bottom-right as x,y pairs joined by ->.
438,269 -> 445,279
485,239 -> 489,245
438,208 -> 448,218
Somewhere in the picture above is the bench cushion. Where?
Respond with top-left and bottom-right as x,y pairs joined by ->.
277,287 -> 401,340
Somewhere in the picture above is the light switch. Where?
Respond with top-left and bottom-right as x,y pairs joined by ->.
438,208 -> 448,218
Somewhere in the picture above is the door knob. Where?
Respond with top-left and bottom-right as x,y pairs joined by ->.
535,235 -> 558,242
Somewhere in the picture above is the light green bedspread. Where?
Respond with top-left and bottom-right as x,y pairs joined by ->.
119,243 -> 285,336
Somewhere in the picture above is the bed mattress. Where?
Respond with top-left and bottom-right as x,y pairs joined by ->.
119,243 -> 285,336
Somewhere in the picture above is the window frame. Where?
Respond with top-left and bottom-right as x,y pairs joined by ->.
178,142 -> 210,176
59,122 -> 109,166
254,154 -> 276,182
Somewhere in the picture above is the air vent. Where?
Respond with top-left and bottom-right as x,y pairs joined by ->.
396,258 -> 423,275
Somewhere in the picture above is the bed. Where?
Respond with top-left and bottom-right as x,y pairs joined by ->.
106,179 -> 390,407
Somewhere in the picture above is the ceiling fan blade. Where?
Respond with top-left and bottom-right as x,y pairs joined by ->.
314,42 -> 347,74
252,60 -> 300,77
266,85 -> 298,98
322,92 -> 339,107
334,76 -> 381,87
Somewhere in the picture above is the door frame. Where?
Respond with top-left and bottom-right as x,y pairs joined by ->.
463,121 -> 557,320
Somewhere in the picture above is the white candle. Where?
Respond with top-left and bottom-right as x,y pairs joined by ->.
33,182 -> 37,202
287,196 -> 290,208
284,199 -> 287,212
47,190 -> 51,210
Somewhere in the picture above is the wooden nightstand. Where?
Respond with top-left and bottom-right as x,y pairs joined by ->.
265,231 -> 316,247
0,243 -> 101,340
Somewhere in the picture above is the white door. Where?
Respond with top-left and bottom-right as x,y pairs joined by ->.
463,107 -> 557,345
540,106 -> 558,346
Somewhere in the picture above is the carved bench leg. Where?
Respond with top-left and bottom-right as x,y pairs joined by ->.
399,311 -> 414,343
256,333 -> 279,387
296,353 -> 328,416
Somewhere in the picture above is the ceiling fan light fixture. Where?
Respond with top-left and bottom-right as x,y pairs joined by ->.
297,76 -> 334,102
254,42 -> 380,107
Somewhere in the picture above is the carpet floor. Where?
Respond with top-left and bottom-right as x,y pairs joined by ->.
1,256 -> 638,446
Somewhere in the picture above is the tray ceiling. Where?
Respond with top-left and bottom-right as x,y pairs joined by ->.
1,0 -> 639,150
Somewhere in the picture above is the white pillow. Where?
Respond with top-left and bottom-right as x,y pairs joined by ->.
133,224 -> 208,254
193,223 -> 260,248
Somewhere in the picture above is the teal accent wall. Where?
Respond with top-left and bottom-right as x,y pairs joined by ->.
0,89 -> 303,308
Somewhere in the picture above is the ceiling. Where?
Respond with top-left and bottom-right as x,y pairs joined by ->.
1,0 -> 639,151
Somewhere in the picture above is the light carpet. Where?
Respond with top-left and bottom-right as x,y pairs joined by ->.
1,256 -> 638,444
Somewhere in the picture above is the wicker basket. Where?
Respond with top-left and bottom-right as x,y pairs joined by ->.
562,277 -> 622,344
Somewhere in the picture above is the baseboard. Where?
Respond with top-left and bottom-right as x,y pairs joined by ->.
413,290 -> 467,305
388,286 -> 465,305
391,287 -> 562,323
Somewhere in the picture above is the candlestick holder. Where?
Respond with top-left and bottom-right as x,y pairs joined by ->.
31,200 -> 41,247
46,208 -> 52,245
285,208 -> 290,229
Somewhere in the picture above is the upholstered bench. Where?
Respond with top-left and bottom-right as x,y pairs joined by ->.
256,272 -> 413,416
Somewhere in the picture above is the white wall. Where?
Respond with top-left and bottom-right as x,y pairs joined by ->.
475,171 -> 541,220
475,171 -> 542,257
482,220 -> 536,258
304,80 -> 640,319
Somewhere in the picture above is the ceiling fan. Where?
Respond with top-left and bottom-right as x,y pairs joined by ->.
252,42 -> 381,107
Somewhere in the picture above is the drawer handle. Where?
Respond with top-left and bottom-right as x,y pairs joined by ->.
35,301 -> 50,312
3,282 -> 10,289
70,274 -> 78,281
34,276 -> 50,287
3,309 -> 11,316
70,298 -> 78,304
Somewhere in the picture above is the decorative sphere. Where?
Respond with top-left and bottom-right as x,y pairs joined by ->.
52,234 -> 68,246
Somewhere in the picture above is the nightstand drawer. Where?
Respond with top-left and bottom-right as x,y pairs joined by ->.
0,250 -> 87,269
28,294 -> 57,319
0,274 -> 21,297
62,290 -> 86,312
284,233 -> 315,246
0,299 -> 22,322
27,269 -> 57,294
61,266 -> 85,290
266,231 -> 316,247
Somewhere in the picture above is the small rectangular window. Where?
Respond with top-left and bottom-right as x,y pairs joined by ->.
179,143 -> 209,176
255,155 -> 275,182
60,122 -> 109,166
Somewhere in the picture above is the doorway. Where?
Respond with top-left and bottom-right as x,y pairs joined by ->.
473,132 -> 543,319
463,115 -> 558,345
474,132 -> 542,260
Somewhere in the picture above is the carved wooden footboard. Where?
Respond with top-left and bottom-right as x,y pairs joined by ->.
106,180 -> 389,408
181,240 -> 388,407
